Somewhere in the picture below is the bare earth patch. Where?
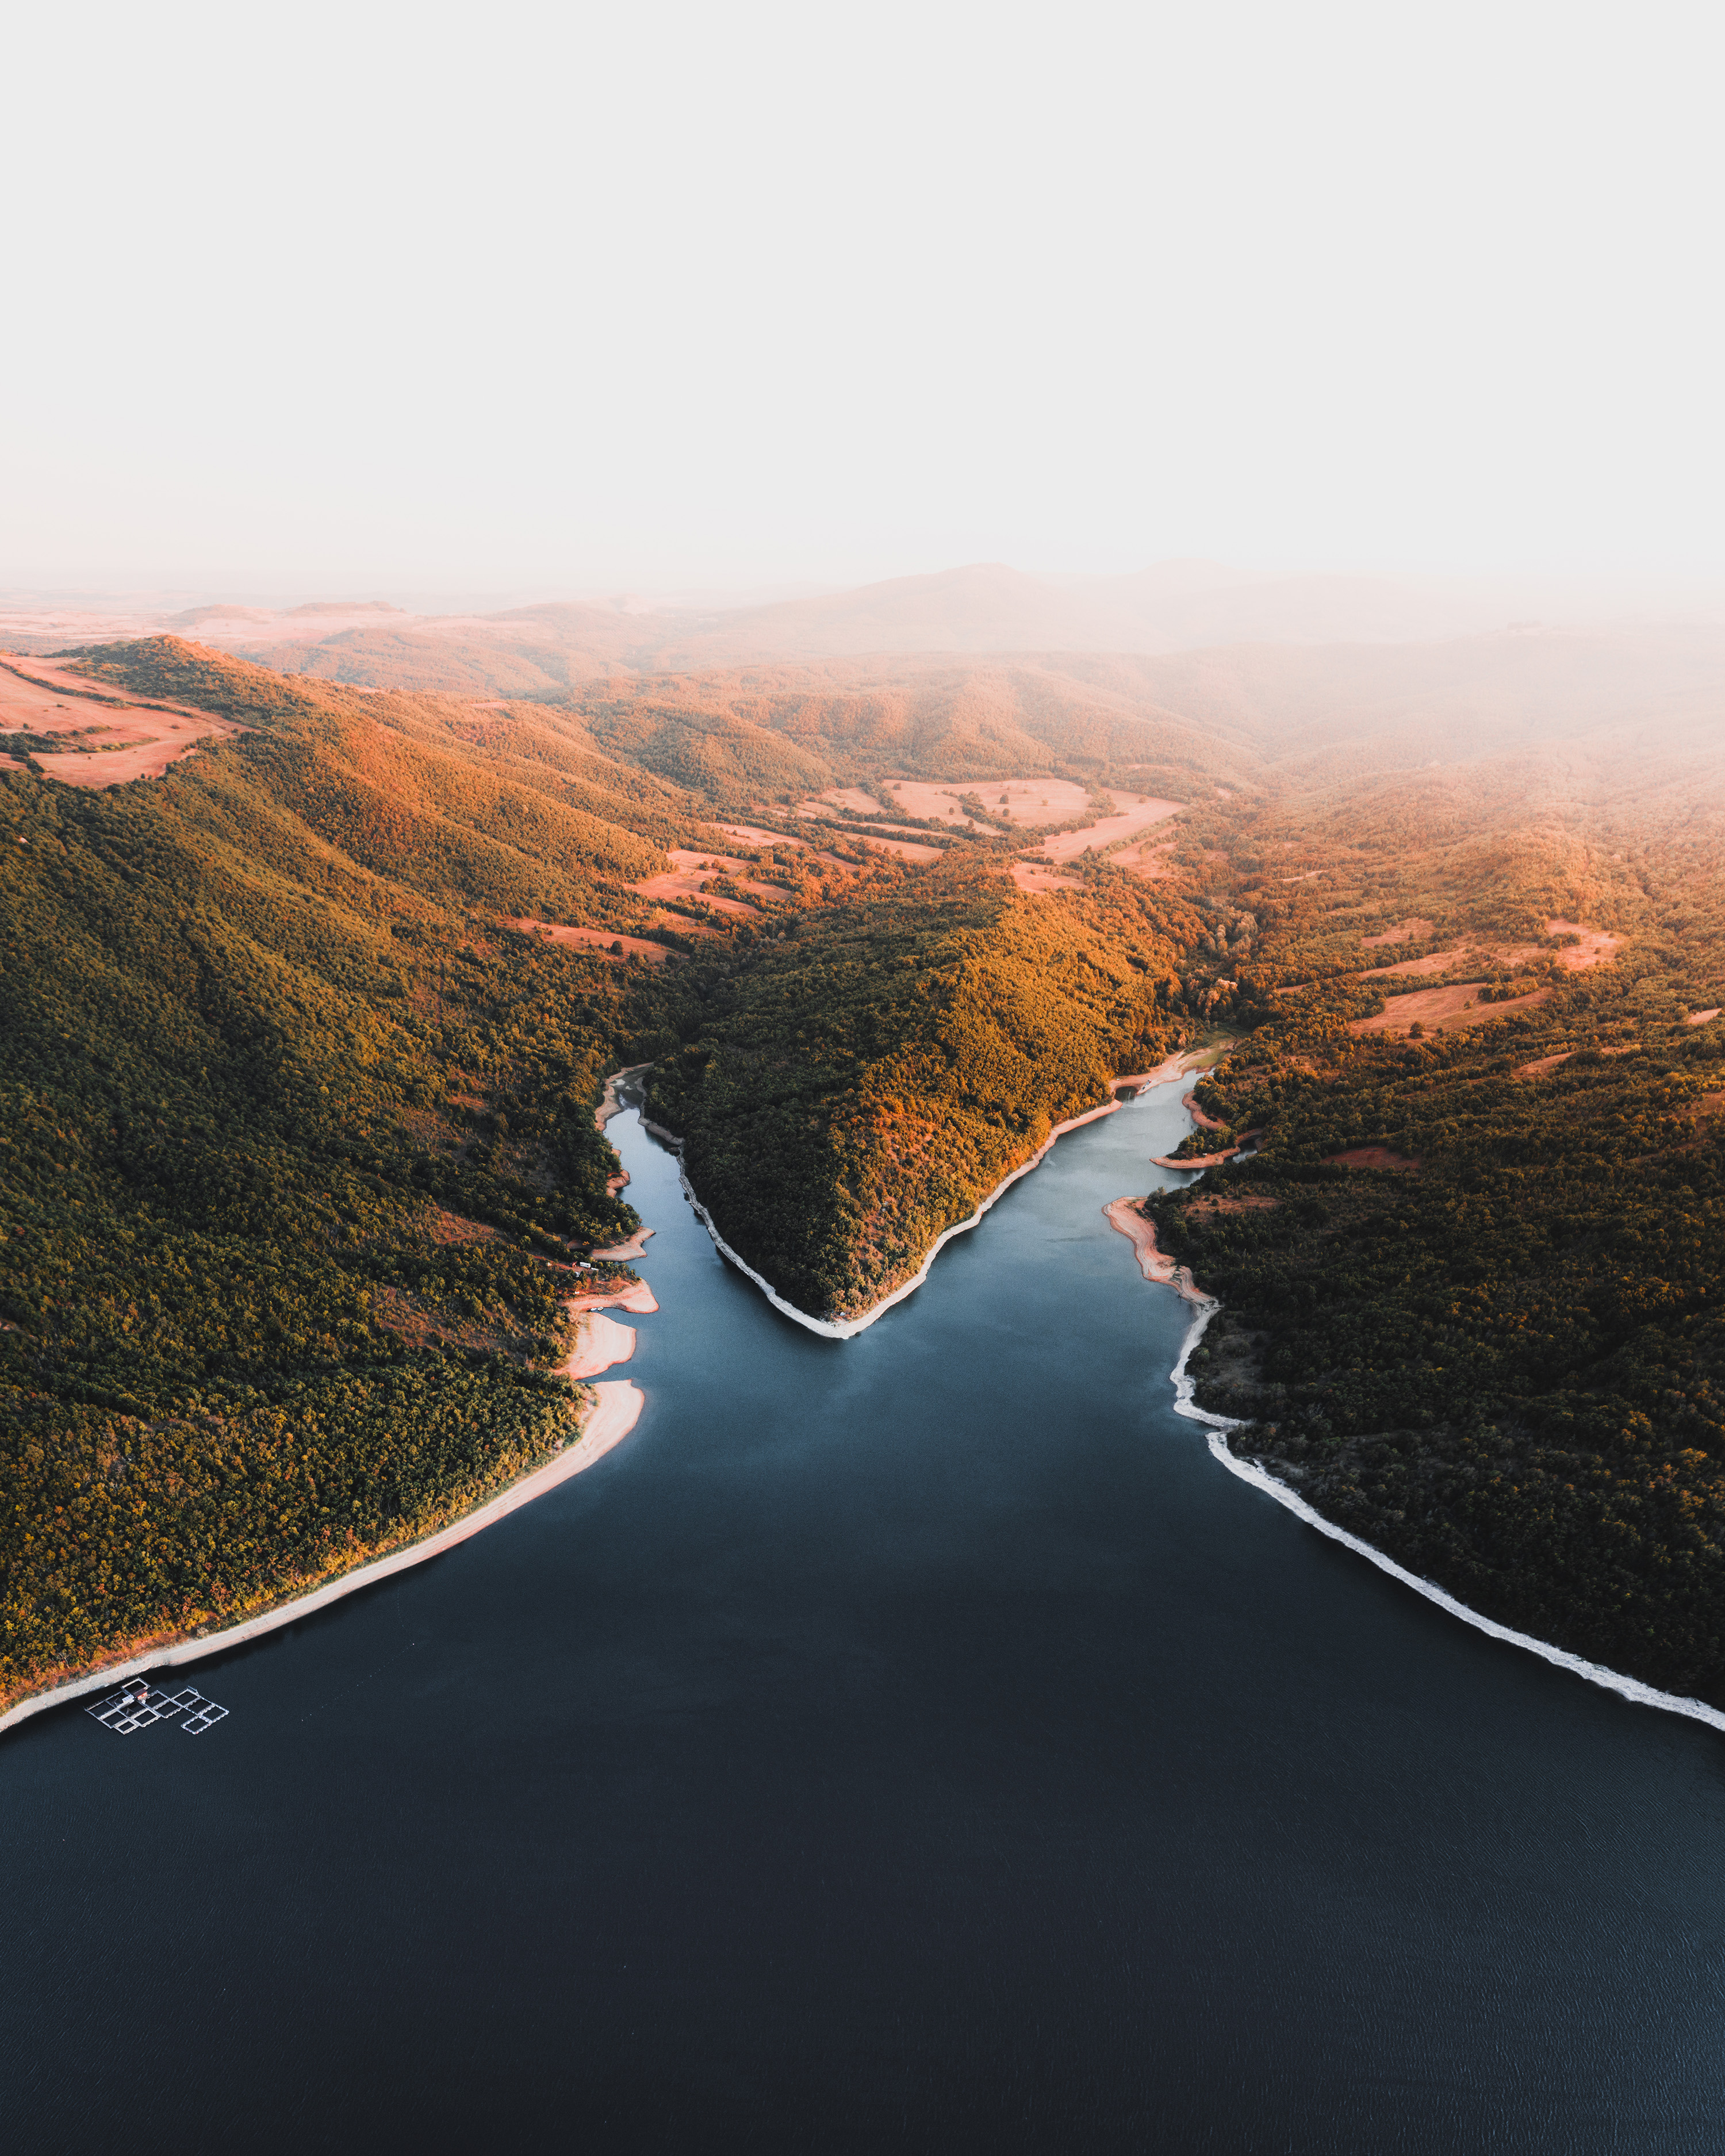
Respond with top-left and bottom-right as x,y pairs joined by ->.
558,1310 -> 637,1380
564,1275 -> 658,1315
795,806 -> 932,838
425,1207 -> 504,1246
739,813 -> 941,864
859,834 -> 943,862
1515,1052 -> 1574,1079
1686,1008 -> 1720,1027
716,822 -> 797,848
631,848 -> 763,914
1011,862 -> 1083,895
1544,918 -> 1624,970
1351,982 -> 1550,1038
1362,948 -> 1468,979
1326,1146 -> 1421,1171
511,920 -> 673,964
1038,795 -> 1184,864
647,910 -> 724,939
1102,1198 -> 1209,1302
1111,835 -> 1176,880
887,777 -> 1092,827
1150,1142 -> 1256,1171
1360,917 -> 1436,947
0,654 -> 239,788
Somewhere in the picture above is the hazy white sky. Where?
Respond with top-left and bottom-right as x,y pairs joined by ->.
5,2 -> 1722,595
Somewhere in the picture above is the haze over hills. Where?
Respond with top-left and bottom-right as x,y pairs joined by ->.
7,559 -> 1724,701
632,561 -> 1725,669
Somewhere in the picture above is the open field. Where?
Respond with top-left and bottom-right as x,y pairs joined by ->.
795,801 -> 940,838
885,776 -> 1093,826
1037,793 -> 1183,862
1543,920 -> 1627,970
716,822 -> 797,847
1359,916 -> 1435,946
631,848 -> 779,912
858,834 -> 943,861
512,920 -> 677,964
1010,862 -> 1084,894
1350,981 -> 1552,1037
1363,947 -> 1471,979
1110,835 -> 1177,880
1,654 -> 239,787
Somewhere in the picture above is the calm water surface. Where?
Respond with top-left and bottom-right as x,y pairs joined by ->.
6,1081 -> 1725,2153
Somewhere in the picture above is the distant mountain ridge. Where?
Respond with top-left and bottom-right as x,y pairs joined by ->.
10,560 -> 1722,696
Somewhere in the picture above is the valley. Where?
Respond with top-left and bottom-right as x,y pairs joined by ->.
3,605 -> 1724,1728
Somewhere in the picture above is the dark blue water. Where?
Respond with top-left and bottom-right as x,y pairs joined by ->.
6,1082 -> 1725,2153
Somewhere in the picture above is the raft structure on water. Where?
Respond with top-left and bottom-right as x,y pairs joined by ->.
85,1683 -> 229,1737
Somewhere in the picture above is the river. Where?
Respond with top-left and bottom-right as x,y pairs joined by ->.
5,1079 -> 1724,2152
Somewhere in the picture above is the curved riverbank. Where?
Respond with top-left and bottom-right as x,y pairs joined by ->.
1163,1301 -> 1725,1735
559,1310 -> 638,1379
638,1048 -> 1220,1341
1105,1094 -> 1725,1734
0,1381 -> 644,1739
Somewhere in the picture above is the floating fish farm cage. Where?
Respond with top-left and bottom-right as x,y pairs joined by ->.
85,1684 -> 229,1736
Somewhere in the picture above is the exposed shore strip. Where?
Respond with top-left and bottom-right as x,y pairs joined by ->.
636,1047 -> 1220,1341
559,1310 -> 637,1379
0,1381 -> 643,1739
596,1062 -> 653,1130
1102,1198 -> 1209,1302
1154,1278 -> 1725,1736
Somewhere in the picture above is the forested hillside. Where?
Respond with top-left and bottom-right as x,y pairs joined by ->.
1145,746 -> 1725,1705
575,659 -> 1244,803
0,642 -> 710,1710
648,854 -> 1197,1316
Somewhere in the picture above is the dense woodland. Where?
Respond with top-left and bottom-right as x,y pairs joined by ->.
5,627 -> 1724,1721
649,855 -> 1196,1315
1148,775 -> 1725,1706
0,645 -> 698,1708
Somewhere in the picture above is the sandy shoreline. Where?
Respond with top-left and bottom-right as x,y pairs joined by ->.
558,1309 -> 637,1379
1102,1198 -> 1210,1302
567,1277 -> 658,1315
639,1046 -> 1222,1341
0,1381 -> 643,1739
596,1062 -> 653,1130
1150,1141 -> 1252,1171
